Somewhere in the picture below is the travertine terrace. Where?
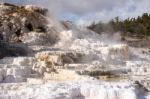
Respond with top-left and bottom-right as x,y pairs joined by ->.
0,3 -> 150,99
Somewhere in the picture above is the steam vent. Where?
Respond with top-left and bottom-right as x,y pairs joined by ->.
0,3 -> 150,99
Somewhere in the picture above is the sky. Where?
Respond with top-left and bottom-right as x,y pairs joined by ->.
1,0 -> 150,26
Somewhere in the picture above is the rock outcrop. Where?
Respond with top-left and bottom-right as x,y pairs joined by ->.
0,3 -> 59,45
0,40 -> 31,59
0,3 -> 61,58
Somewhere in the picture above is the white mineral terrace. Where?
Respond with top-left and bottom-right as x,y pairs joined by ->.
0,27 -> 149,99
0,55 -> 139,99
0,3 -> 150,99
0,44 -> 149,99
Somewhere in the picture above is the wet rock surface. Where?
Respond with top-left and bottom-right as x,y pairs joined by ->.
0,40 -> 31,59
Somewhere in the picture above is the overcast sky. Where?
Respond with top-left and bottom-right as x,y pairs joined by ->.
2,0 -> 150,25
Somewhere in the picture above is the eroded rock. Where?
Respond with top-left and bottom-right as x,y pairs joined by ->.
0,40 -> 31,59
0,3 -> 49,43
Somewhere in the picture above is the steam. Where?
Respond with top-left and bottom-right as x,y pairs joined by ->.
99,32 -> 124,44
0,1 -> 128,64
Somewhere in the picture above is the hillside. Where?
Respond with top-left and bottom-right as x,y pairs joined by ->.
88,13 -> 150,36
88,13 -> 150,47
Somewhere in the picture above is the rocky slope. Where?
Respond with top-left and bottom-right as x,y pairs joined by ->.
0,3 -> 150,99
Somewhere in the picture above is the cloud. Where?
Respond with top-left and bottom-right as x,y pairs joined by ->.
2,0 -> 150,25
75,0 -> 150,26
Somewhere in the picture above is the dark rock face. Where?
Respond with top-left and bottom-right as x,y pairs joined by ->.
0,40 -> 31,59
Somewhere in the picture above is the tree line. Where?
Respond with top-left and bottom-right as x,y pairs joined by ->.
88,13 -> 150,36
